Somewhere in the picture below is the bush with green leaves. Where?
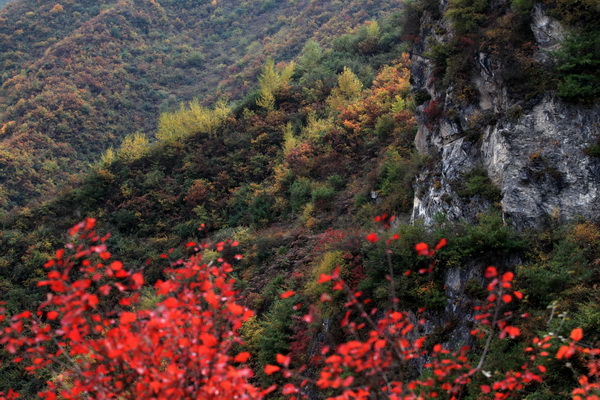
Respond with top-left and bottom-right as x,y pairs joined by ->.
445,0 -> 488,35
517,236 -> 592,308
311,183 -> 336,210
455,166 -> 501,203
433,212 -> 528,267
511,0 -> 534,14
585,136 -> 600,158
289,178 -> 313,214
554,31 -> 600,102
376,149 -> 421,214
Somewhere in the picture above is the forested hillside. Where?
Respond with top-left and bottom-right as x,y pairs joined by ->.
0,0 -> 398,211
0,0 -> 599,399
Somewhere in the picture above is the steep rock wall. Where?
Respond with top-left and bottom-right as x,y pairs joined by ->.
410,1 -> 600,228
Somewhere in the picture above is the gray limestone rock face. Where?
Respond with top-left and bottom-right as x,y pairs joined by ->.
411,2 -> 600,228
486,97 -> 600,226
405,0 -> 599,356
530,3 -> 564,63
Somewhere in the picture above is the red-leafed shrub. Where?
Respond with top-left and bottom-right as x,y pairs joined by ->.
0,219 -> 265,400
1,218 -> 598,400
423,97 -> 443,129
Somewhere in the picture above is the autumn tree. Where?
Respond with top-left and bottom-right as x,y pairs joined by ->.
256,59 -> 295,110
117,132 -> 150,162
326,67 -> 363,110
358,20 -> 381,54
156,98 -> 230,141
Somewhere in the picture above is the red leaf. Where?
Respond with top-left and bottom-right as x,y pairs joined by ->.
234,352 -> 251,363
110,261 -> 123,271
366,233 -> 379,243
318,274 -> 332,284
280,290 -> 295,299
435,238 -> 447,250
84,218 -> 96,231
282,384 -> 297,395
415,242 -> 429,255
484,266 -> 497,279
120,312 -> 136,324
163,297 -> 179,308
570,328 -> 583,342
261,384 -> 277,395
264,365 -> 280,375
132,273 -> 144,286
67,328 -> 81,342
200,333 -> 217,347
227,303 -> 244,316
47,311 -> 59,320
276,353 -> 291,367
556,345 -> 573,359
502,271 -> 514,282
18,310 -> 31,319
88,294 -> 99,308
538,365 -> 547,373
504,326 -> 520,338
513,291 -> 523,299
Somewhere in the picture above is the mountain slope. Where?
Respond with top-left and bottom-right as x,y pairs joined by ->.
0,0 -> 399,211
0,1 -> 598,398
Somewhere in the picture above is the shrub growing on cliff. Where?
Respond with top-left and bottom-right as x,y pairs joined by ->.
510,0 -> 534,14
554,31 -> 600,102
456,166 -> 502,203
446,0 -> 488,35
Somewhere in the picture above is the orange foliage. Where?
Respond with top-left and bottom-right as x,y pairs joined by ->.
339,54 -> 414,135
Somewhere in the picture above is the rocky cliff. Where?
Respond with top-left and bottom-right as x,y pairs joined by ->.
410,1 -> 600,228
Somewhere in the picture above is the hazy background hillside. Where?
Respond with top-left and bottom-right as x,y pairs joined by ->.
0,0 -> 398,212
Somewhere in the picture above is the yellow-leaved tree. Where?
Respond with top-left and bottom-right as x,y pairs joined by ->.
256,59 -> 295,110
117,132 -> 150,162
156,98 -> 230,142
326,67 -> 363,110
